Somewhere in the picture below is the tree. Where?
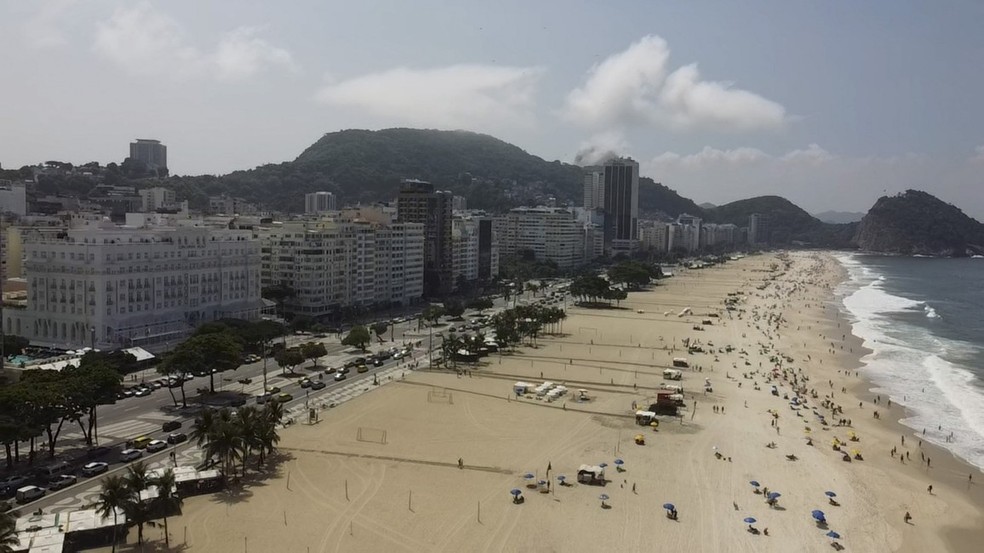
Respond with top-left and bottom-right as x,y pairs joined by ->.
0,508 -> 17,553
97,475 -> 128,553
300,342 -> 327,369
123,462 -> 152,546
421,306 -> 445,327
206,419 -> 243,481
442,300 -> 465,319
371,322 -> 389,343
191,409 -> 219,449
274,348 -> 304,375
152,468 -> 182,548
341,325 -> 370,351
465,297 -> 494,311
167,331 -> 242,393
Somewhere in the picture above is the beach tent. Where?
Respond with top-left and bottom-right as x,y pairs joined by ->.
577,464 -> 606,485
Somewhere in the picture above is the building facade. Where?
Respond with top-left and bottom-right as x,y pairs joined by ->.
602,158 -> 639,247
7,221 -> 264,352
129,139 -> 167,172
749,213 -> 771,246
304,191 -> 337,214
498,207 -> 584,271
139,187 -> 176,212
0,181 -> 27,216
396,180 -> 453,296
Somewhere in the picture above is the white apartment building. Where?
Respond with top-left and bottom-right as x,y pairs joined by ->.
7,220 -> 264,352
451,218 -> 480,285
139,187 -> 176,212
497,207 -> 584,271
0,181 -> 27,216
304,191 -> 337,214
582,167 -> 604,210
640,223 -> 670,253
258,219 -> 423,319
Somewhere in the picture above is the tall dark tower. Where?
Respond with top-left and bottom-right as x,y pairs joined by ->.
397,179 -> 453,296
601,157 -> 639,247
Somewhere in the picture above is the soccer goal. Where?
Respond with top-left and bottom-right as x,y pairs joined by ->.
427,388 -> 454,405
356,427 -> 388,444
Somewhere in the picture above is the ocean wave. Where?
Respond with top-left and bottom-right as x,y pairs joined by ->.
837,254 -> 984,469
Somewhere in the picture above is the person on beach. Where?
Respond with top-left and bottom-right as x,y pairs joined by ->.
904,511 -> 912,524
928,485 -> 933,494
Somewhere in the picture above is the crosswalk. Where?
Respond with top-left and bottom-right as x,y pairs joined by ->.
62,418 -> 163,442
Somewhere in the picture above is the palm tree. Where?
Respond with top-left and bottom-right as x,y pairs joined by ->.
152,468 -> 182,548
191,408 -> 218,448
206,422 -> 243,480
263,400 -> 284,425
236,406 -> 262,474
96,475 -> 128,553
255,418 -> 280,467
123,462 -> 152,546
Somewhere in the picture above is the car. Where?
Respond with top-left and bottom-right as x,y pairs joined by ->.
81,462 -> 109,477
334,372 -> 347,382
132,436 -> 152,449
356,364 -> 368,373
300,378 -> 312,388
338,367 -> 350,374
324,367 -> 336,374
310,380 -> 326,390
47,474 -> 78,491
256,392 -> 272,404
167,432 -> 188,445
146,440 -> 168,453
343,360 -> 357,369
182,373 -> 195,381
15,485 -> 45,504
121,389 -> 135,398
393,351 -> 405,360
120,449 -> 143,462
354,357 -> 366,365
0,475 -> 29,490
372,359 -> 384,367
276,393 -> 293,403
133,387 -> 151,397
150,381 -> 163,389
266,386 -> 281,394
162,420 -> 182,432
168,378 -> 183,388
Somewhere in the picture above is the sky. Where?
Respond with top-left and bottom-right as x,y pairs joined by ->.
2,0 -> 983,217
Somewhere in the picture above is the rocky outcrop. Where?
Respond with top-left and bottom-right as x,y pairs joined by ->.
852,190 -> 984,256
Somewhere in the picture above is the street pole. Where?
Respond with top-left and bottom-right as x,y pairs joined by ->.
428,324 -> 433,368
262,341 -> 268,391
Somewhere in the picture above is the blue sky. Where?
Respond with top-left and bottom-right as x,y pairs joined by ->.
2,0 -> 983,216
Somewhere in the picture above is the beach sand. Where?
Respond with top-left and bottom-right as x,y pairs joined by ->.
109,252 -> 984,552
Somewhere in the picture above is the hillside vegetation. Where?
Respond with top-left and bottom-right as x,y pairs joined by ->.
852,190 -> 984,256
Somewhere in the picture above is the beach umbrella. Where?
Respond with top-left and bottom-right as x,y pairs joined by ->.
556,475 -> 566,482
767,492 -> 781,500
663,503 -> 675,511
825,491 -> 837,498
826,531 -> 841,539
743,517 -> 757,524
510,489 -> 522,496
537,480 -> 547,486
812,510 -> 826,522
523,473 -> 535,480
614,458 -> 624,466
599,494 -> 610,501
749,480 -> 761,487
599,462 -> 608,468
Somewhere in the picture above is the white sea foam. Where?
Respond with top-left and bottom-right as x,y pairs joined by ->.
924,305 -> 940,319
835,254 -> 984,469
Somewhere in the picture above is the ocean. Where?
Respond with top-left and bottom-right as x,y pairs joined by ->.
837,254 -> 984,470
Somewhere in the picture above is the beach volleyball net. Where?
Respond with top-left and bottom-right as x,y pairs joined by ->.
427,388 -> 454,404
356,427 -> 388,444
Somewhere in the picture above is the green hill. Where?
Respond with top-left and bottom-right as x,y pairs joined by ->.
853,190 -> 984,256
706,195 -> 855,247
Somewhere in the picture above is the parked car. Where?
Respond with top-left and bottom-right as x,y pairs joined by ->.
0,475 -> 29,490
276,393 -> 293,403
35,461 -> 72,481
166,432 -> 188,445
162,420 -> 182,432
47,474 -> 78,491
300,378 -> 313,388
311,380 -> 326,390
324,367 -> 336,374
372,359 -> 384,367
266,386 -> 281,394
356,364 -> 368,373
16,485 -> 45,504
146,440 -> 168,453
334,373 -> 347,382
256,392 -> 272,404
339,367 -> 350,374
81,462 -> 109,477
120,449 -> 143,462
132,436 -> 152,449
133,387 -> 151,397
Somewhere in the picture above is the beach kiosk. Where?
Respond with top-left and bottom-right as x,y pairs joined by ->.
663,369 -> 683,381
513,382 -> 532,396
577,464 -> 606,485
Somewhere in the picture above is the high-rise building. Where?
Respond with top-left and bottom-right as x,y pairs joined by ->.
0,181 -> 27,216
129,139 -> 167,172
582,167 -> 604,209
497,207 -> 584,271
305,191 -> 337,214
8,221 -> 263,351
476,216 -> 499,282
139,187 -> 176,212
396,180 -> 453,296
600,158 -> 639,247
749,213 -> 772,246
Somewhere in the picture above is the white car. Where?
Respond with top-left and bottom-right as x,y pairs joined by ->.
47,474 -> 78,490
120,449 -> 143,462
146,440 -> 168,453
81,462 -> 109,477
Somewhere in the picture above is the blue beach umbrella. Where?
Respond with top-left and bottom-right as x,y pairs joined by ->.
812,510 -> 826,522
556,475 -> 566,482
663,503 -> 675,510
599,462 -> 608,468
826,531 -> 841,539
749,480 -> 761,487
767,492 -> 781,500
523,473 -> 535,480
614,458 -> 624,465
537,480 -> 547,486
743,517 -> 757,524
510,488 -> 522,496
825,491 -> 837,498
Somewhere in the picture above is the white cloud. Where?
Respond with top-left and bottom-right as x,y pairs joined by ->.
93,2 -> 294,81
781,143 -> 834,164
563,35 -> 787,132
971,145 -> 984,164
22,0 -> 78,48
573,131 -> 630,166
315,64 -> 542,131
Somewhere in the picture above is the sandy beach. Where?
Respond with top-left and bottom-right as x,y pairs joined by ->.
108,251 -> 984,553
